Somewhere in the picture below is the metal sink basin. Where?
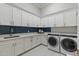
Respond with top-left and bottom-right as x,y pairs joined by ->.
4,35 -> 20,39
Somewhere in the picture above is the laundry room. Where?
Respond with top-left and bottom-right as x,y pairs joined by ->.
0,0 -> 79,57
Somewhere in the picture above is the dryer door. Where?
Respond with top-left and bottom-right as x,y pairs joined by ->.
48,37 -> 58,47
61,38 -> 77,52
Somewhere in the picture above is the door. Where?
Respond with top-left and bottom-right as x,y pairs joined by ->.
0,40 -> 14,56
24,37 -> 32,51
55,13 -> 64,27
14,38 -> 25,56
13,7 -> 22,26
64,9 -> 77,26
0,4 -> 12,25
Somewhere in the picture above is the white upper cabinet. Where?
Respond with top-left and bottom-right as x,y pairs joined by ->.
28,13 -> 40,27
22,11 -> 29,26
41,17 -> 49,27
13,7 -> 22,26
33,16 -> 40,27
22,10 -> 40,27
41,15 -> 55,27
29,15 -> 36,27
55,13 -> 64,27
48,15 -> 55,27
0,4 -> 12,25
63,9 -> 77,26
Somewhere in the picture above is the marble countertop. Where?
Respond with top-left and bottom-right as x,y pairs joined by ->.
0,32 -> 50,42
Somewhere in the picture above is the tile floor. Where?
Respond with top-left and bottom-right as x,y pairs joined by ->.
22,45 -> 65,56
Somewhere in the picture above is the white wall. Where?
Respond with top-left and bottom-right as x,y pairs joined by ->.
41,3 -> 77,17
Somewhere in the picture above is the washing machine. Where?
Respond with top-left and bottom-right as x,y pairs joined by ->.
48,33 -> 60,52
60,34 -> 77,56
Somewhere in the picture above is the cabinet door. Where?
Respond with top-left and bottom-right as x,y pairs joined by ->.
28,14 -> 40,27
31,36 -> 38,48
45,17 -> 50,27
30,15 -> 36,27
24,37 -> 32,51
64,9 -> 77,26
41,16 -> 55,27
0,40 -> 14,56
37,17 -> 41,27
33,16 -> 40,27
41,35 -> 48,45
22,11 -> 29,26
37,35 -> 41,45
14,39 -> 24,56
48,15 -> 55,27
0,4 -> 12,25
13,7 -> 22,26
55,13 -> 64,27
41,17 -> 48,27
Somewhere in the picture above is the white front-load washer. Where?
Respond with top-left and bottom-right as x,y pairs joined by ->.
48,33 -> 60,52
60,34 -> 77,56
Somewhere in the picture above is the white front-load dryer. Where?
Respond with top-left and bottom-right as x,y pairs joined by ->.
48,33 -> 60,52
60,34 -> 77,56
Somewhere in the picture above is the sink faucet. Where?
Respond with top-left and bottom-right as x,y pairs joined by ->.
10,28 -> 13,37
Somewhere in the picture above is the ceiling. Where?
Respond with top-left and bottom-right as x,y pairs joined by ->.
32,3 -> 52,9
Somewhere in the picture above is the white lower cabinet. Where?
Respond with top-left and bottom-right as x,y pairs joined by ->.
41,35 -> 48,45
24,37 -> 32,51
31,36 -> 38,48
31,35 -> 41,48
0,35 -> 47,56
14,38 -> 25,56
37,35 -> 42,45
0,40 -> 14,56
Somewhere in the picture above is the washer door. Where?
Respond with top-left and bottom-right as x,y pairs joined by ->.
48,37 -> 57,46
61,38 -> 77,52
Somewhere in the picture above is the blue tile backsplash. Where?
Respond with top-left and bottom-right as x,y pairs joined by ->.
28,27 -> 38,32
13,26 -> 28,33
0,25 -> 51,35
0,25 -> 10,34
43,27 -> 51,32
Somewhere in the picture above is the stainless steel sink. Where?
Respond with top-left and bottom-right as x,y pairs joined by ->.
4,36 -> 20,39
